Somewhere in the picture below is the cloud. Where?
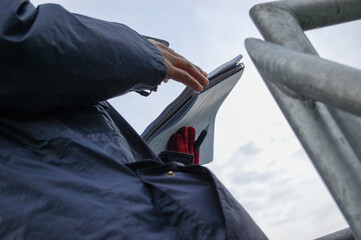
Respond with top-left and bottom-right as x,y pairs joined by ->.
289,148 -> 309,161
210,139 -> 349,240
230,169 -> 275,186
237,141 -> 262,157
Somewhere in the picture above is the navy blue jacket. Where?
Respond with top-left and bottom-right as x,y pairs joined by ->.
0,1 -> 267,239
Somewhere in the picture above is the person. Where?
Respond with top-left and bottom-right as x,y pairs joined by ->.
0,0 -> 268,239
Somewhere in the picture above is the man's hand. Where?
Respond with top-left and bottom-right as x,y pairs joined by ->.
148,39 -> 209,92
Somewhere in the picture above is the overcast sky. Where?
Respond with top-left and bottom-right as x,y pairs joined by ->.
31,0 -> 361,239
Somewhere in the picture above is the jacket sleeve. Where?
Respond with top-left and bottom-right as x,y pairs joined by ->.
0,0 -> 167,113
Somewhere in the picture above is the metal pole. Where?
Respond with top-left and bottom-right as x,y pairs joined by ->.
247,0 -> 361,238
246,40 -> 361,237
285,0 -> 361,30
314,228 -> 355,240
246,38 -> 361,117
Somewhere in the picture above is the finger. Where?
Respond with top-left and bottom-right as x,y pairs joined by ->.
166,49 -> 208,78
194,64 -> 208,78
166,47 -> 184,59
170,67 -> 204,92
172,57 -> 209,87
150,40 -> 208,89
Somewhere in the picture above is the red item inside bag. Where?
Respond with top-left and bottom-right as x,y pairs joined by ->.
167,126 -> 200,165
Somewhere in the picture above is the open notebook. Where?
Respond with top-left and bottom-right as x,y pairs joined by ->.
141,55 -> 245,164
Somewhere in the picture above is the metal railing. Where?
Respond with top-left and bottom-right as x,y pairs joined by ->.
245,0 -> 361,239
314,228 -> 355,240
